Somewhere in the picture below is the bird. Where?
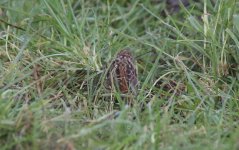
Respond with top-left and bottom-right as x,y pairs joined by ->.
105,49 -> 138,95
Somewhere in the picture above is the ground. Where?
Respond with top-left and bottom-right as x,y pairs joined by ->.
0,0 -> 239,150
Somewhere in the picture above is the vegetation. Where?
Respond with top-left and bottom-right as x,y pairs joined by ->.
0,0 -> 239,149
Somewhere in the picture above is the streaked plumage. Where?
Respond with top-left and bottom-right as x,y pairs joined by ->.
106,49 -> 138,94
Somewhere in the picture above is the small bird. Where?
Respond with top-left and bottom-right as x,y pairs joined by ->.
105,49 -> 138,95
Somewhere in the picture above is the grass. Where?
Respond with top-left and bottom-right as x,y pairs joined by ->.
0,0 -> 239,149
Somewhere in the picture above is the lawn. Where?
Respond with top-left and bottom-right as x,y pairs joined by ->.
0,0 -> 239,149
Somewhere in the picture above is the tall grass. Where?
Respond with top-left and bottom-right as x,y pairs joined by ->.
0,0 -> 239,149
